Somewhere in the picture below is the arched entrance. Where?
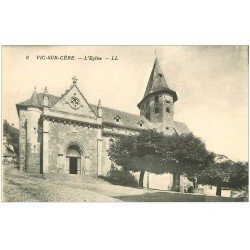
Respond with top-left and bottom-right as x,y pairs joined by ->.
66,145 -> 81,174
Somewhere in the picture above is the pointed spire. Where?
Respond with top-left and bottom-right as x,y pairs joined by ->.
43,86 -> 49,106
137,56 -> 177,107
98,99 -> 102,107
44,86 -> 48,95
30,86 -> 40,107
97,99 -> 102,118
143,57 -> 169,98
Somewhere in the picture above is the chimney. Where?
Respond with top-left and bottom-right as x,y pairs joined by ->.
97,99 -> 102,118
43,86 -> 49,107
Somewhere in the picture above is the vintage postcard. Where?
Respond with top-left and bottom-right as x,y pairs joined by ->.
1,45 -> 248,202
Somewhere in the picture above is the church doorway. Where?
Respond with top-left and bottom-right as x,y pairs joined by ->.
66,145 -> 81,174
69,157 -> 78,174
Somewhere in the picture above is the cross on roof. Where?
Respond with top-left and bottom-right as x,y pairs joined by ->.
72,76 -> 78,84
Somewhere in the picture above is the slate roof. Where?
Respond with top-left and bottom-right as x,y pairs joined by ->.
16,92 -> 189,133
17,93 -> 59,107
138,58 -> 177,107
90,104 -> 151,130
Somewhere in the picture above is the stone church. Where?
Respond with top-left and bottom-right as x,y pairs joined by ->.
16,57 -> 189,185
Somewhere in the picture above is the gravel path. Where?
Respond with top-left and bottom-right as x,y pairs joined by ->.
2,165 -> 244,202
2,165 -> 119,202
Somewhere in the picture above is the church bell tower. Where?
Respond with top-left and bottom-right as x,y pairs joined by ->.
137,56 -> 178,133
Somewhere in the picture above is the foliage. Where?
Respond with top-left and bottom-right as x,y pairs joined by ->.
106,165 -> 138,187
231,187 -> 248,200
198,160 -> 234,187
108,130 -> 169,175
199,159 -> 248,189
108,129 -> 248,194
108,130 -> 211,189
229,162 -> 248,189
3,119 -> 19,155
163,133 -> 211,178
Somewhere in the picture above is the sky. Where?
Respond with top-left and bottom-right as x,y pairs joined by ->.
2,45 -> 248,162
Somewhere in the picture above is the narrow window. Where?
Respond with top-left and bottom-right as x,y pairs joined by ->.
166,107 -> 170,113
166,127 -> 169,130
154,95 -> 159,103
155,107 -> 159,114
146,113 -> 150,120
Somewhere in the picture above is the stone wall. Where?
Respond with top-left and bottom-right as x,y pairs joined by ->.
139,93 -> 175,134
47,120 -> 99,176
101,136 -> 113,176
18,109 -> 27,171
26,107 -> 42,174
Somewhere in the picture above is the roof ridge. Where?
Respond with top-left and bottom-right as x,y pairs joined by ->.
37,92 -> 59,98
91,103 -> 145,118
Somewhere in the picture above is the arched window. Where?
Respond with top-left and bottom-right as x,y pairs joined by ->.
166,107 -> 170,113
155,107 -> 159,114
114,116 -> 121,122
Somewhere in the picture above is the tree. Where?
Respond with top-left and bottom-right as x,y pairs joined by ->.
162,133 -> 211,190
229,161 -> 248,189
108,130 -> 211,190
108,130 -> 174,187
198,159 -> 234,196
3,119 -> 19,156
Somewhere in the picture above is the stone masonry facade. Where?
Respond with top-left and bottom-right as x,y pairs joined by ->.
16,58 -> 189,180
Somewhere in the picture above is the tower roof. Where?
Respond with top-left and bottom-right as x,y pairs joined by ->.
29,87 -> 41,107
138,58 -> 177,107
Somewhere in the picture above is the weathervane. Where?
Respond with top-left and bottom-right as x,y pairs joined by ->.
72,76 -> 78,85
